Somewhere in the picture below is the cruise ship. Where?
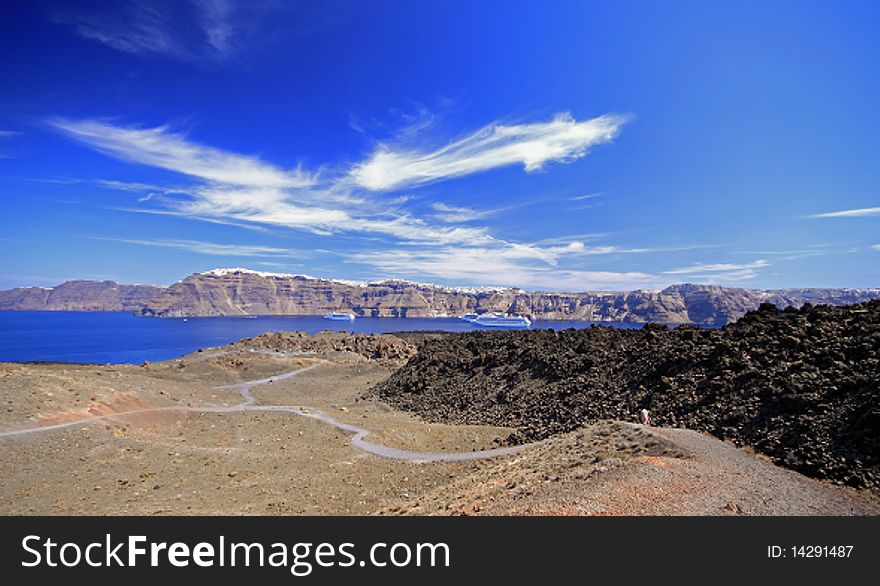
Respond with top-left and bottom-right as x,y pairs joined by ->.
470,313 -> 531,328
323,312 -> 356,321
460,313 -> 480,322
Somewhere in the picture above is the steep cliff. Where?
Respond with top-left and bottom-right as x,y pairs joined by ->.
3,269 -> 878,324
0,281 -> 164,311
138,269 -> 499,318
136,268 -> 880,325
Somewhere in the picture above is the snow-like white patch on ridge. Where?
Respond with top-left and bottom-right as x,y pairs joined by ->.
366,278 -> 513,293
201,267 -> 314,280
199,268 -> 513,293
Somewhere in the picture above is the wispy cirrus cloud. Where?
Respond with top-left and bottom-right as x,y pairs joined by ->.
48,118 -> 316,188
146,181 -> 491,244
351,244 -> 666,291
196,0 -> 234,56
663,259 -> 769,282
46,110 -> 656,290
872,244 -> 880,251
95,237 -> 301,258
568,192 -> 603,201
113,206 -> 273,232
58,2 -> 181,58
808,207 -> 880,218
51,0 -> 267,64
429,202 -> 496,223
349,113 -> 628,191
47,113 -> 623,249
0,130 -> 21,158
349,239 -> 694,290
95,179 -> 171,192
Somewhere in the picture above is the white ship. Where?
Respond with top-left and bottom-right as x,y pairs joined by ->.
323,312 -> 356,321
461,313 -> 480,322
470,313 -> 531,328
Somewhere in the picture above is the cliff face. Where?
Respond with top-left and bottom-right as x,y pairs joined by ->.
139,271 -> 495,318
2,269 -> 878,324
136,269 -> 880,325
0,281 -> 164,312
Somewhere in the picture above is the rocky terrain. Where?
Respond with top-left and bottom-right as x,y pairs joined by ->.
0,280 -> 163,311
371,300 -> 880,490
2,268 -> 878,324
229,331 -> 418,366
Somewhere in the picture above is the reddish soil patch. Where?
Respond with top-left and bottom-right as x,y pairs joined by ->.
36,392 -> 159,426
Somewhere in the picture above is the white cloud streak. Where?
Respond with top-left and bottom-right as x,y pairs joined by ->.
0,130 -> 21,158
569,192 -> 603,201
95,237 -> 299,258
351,245 -> 666,291
48,118 -> 315,188
52,0 -> 252,63
663,260 -> 769,275
349,113 -> 627,191
350,238 -> 719,290
808,207 -> 880,218
663,260 -> 769,282
47,111 -> 660,289
429,202 -> 495,223
96,179 -> 167,192
49,114 -> 622,248
195,0 -> 234,55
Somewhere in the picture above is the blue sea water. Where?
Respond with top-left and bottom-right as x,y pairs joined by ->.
0,311 -> 646,364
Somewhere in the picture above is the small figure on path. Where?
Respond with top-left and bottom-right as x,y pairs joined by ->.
639,408 -> 652,426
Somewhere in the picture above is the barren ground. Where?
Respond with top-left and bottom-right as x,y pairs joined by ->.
1,338 -> 876,516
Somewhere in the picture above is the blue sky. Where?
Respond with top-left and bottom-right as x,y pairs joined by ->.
1,0 -> 879,291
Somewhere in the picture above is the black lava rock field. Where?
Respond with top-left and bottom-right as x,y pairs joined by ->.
372,301 -> 880,489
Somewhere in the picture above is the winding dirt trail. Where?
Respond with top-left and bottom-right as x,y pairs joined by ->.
0,367 -> 529,463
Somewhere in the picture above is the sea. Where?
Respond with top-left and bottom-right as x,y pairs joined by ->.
0,311 -> 647,365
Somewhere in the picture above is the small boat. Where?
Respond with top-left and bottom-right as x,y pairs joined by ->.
471,313 -> 531,328
324,312 -> 356,321
461,313 -> 479,322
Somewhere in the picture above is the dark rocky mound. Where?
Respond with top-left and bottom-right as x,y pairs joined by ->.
233,331 -> 417,365
371,301 -> 880,489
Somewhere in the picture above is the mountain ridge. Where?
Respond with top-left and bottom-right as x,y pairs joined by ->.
2,268 -> 878,325
0,280 -> 164,312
